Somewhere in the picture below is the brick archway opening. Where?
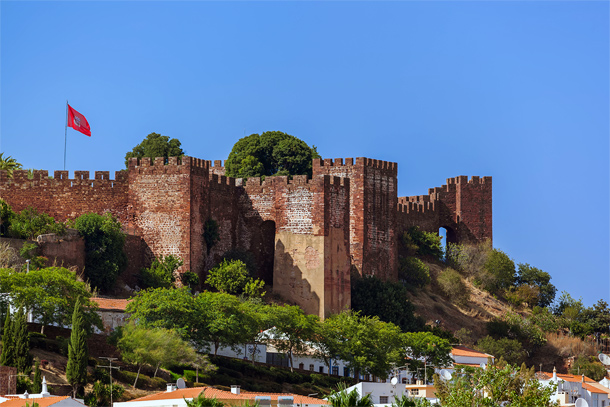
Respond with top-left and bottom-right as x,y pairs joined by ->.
259,220 -> 276,285
439,226 -> 457,251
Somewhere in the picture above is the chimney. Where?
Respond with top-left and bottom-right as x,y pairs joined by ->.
167,384 -> 176,392
41,376 -> 50,397
231,385 -> 241,395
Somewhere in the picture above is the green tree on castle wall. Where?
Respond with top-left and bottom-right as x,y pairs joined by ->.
124,133 -> 184,167
225,131 -> 320,178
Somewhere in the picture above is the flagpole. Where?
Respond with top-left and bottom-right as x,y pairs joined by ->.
64,100 -> 68,170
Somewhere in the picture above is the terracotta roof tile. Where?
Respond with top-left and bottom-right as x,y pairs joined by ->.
129,387 -> 248,402
583,382 -> 610,394
91,298 -> 130,311
0,397 -> 75,407
451,346 -> 493,358
240,391 -> 329,405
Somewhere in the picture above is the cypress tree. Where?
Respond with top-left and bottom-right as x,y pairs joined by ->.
0,311 -> 14,367
32,359 -> 42,393
14,308 -> 30,374
66,298 -> 88,397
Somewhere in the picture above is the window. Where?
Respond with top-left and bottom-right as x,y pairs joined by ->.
319,366 -> 324,373
298,363 -> 304,370
410,389 -> 419,396
344,367 -> 350,377
379,396 -> 388,404
332,366 -> 339,375
309,364 -> 314,371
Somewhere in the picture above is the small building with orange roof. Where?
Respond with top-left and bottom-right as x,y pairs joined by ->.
537,367 -> 610,407
91,297 -> 130,333
0,396 -> 86,407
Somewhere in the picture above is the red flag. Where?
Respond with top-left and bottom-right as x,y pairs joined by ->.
67,104 -> 91,136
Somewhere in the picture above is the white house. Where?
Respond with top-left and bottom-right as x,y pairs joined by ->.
537,368 -> 610,407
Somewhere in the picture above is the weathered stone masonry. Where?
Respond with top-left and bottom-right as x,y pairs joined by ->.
0,156 -> 491,319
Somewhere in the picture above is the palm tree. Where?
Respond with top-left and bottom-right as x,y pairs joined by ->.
328,383 -> 373,407
0,153 -> 22,178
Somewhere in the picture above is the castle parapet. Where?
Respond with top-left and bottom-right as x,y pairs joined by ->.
128,156 -> 209,176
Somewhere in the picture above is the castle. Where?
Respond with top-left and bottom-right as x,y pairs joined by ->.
0,156 -> 491,318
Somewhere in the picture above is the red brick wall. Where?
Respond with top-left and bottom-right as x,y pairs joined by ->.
0,169 -> 129,223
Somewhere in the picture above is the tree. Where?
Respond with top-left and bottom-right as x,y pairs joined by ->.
124,133 -> 184,167
140,255 -> 182,289
402,332 -> 453,380
434,363 -> 558,407
475,336 -> 527,365
206,259 -> 265,298
321,311 -> 403,379
7,207 -> 66,240
262,305 -> 319,372
238,300 -> 273,363
482,249 -> 516,294
398,257 -> 430,288
401,227 -> 443,260
328,383 -> 373,407
350,275 -> 425,333
66,298 -> 88,397
516,263 -> 557,307
570,356 -> 607,381
32,360 -> 42,393
118,323 -> 200,388
0,311 -> 15,367
13,308 -> 30,374
185,392 -> 226,407
225,131 -> 320,178
0,153 -> 23,178
0,267 -> 102,334
582,299 -> 610,335
72,213 -> 127,293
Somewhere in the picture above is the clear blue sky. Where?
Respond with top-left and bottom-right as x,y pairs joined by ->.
1,1 -> 608,306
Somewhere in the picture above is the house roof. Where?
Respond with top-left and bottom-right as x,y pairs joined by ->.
451,346 -> 493,358
583,382 -> 610,395
240,391 -> 329,405
0,396 -> 76,407
537,372 -> 596,383
91,297 -> 130,311
129,387 -> 249,402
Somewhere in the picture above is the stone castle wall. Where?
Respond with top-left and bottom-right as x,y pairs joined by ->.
0,155 -> 492,318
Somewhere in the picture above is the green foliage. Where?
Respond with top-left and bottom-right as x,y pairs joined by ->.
0,199 -> 15,237
220,249 -> 258,276
0,309 -> 15,367
262,305 -> 319,372
486,312 -> 546,354
516,263 -> 557,308
402,227 -> 443,260
124,132 -> 184,167
0,267 -> 102,334
436,268 -> 470,306
398,257 -> 430,288
203,219 -> 220,254
225,131 -> 320,178
582,299 -> 610,335
85,381 -> 125,407
0,153 -> 23,178
570,356 -> 607,381
454,328 -> 474,346
19,242 -> 47,271
185,393 -> 227,407
350,275 -> 425,332
13,308 -> 30,374
206,259 -> 265,298
67,298 -> 88,396
530,306 -> 560,333
392,395 -> 432,407
482,249 -> 516,294
444,243 -> 467,271
434,363 -> 557,407
319,311 -> 403,379
7,206 -> 65,240
475,336 -> 527,365
140,255 -> 182,289
32,360 -> 42,393
118,323 -> 200,387
72,213 -> 126,293
328,383 -> 373,407
504,285 -> 540,308
180,271 -> 200,291
402,331 -> 453,379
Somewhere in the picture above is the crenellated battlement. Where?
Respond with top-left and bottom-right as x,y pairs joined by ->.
397,201 -> 436,213
128,156 -> 209,176
0,169 -> 127,186
313,157 -> 398,174
209,173 -> 236,187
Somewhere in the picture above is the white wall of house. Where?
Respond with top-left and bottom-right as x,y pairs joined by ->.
344,382 -> 408,405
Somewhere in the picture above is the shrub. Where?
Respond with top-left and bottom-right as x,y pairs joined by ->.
402,227 -> 443,260
72,213 -> 126,293
436,268 -> 470,306
140,255 -> 182,289
180,271 -> 200,291
504,285 -> 540,308
206,259 -> 265,298
482,249 -> 515,294
398,257 -> 430,288
475,336 -> 527,365
8,206 -> 65,240
444,243 -> 467,271
570,356 -> 607,381
220,249 -> 258,276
